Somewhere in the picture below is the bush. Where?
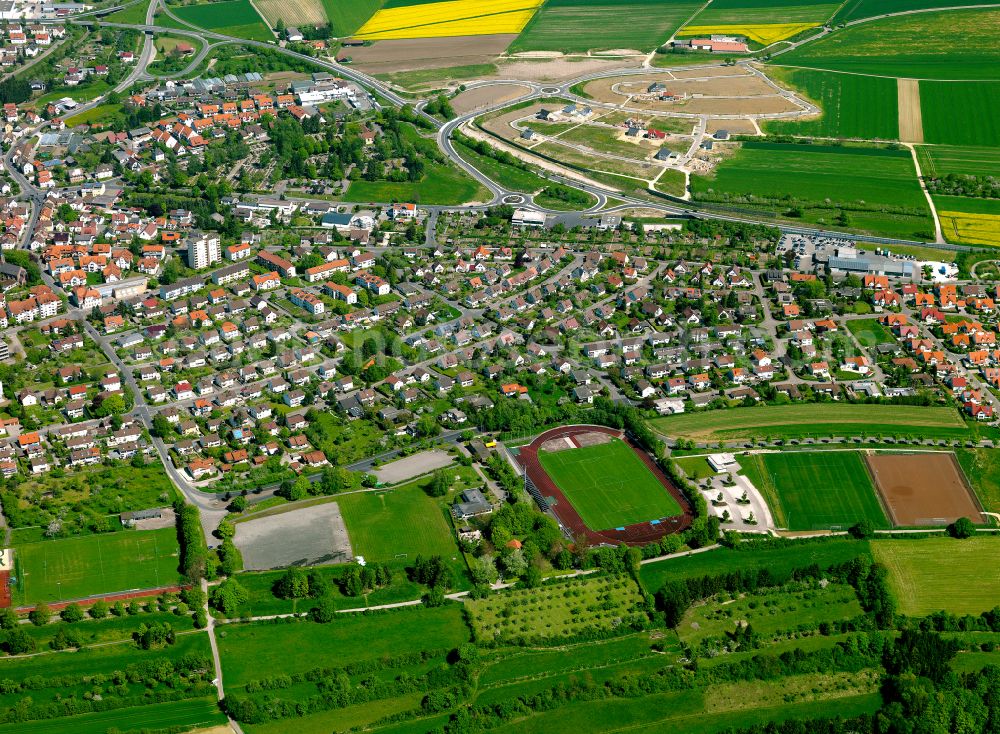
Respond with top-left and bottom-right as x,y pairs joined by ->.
60,603 -> 84,623
29,603 -> 51,627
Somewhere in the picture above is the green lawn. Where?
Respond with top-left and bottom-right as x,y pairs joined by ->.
765,68 -> 899,140
244,693 -> 425,734
346,162 -> 489,205
686,0 -> 839,26
103,0 -> 152,24
172,0 -> 273,41
673,455 -> 717,480
955,449 -> 1000,512
509,0 -> 702,53
740,451 -> 889,530
846,317 -> 895,346
779,8 -> 1000,79
537,438 -> 683,529
872,537 -> 1000,615
690,141 -> 932,240
650,404 -> 969,441
920,81 -> 1000,148
335,478 -> 465,581
218,605 -> 470,686
12,528 -> 182,606
5,697 -> 224,734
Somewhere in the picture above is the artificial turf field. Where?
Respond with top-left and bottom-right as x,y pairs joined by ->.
740,451 -> 889,531
12,528 -> 182,606
536,439 -> 682,530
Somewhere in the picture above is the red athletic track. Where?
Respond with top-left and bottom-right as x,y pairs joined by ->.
0,571 -> 9,609
517,425 -> 692,547
11,585 -> 189,613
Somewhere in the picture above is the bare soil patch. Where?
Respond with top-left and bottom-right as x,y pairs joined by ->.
897,78 -> 924,144
234,503 -> 353,570
481,102 -> 548,142
679,96 -> 800,115
496,56 -> 642,82
671,65 -> 748,79
373,449 -> 455,484
451,83 -> 531,114
348,35 -> 515,74
866,452 -> 984,526
706,118 -> 758,135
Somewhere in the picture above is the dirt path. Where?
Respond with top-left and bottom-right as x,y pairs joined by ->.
897,78 -> 924,143
904,142 -> 944,243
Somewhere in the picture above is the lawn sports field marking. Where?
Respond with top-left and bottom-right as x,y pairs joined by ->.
872,537 -> 1000,615
649,404 -> 967,441
355,0 -> 544,39
741,451 -> 889,531
897,78 -> 923,142
13,529 -> 182,606
537,438 -> 683,530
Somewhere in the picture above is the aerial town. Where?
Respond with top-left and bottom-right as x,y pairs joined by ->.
0,0 -> 998,733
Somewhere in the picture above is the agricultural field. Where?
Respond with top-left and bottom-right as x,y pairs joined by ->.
834,0 -> 1000,23
916,144 -> 1000,178
172,0 -> 274,42
690,142 -> 933,239
255,0 -> 327,27
465,575 -> 647,643
218,605 -> 469,686
872,537 -> 1000,615
11,528 -> 182,606
935,196 -> 1000,247
509,0 -> 702,53
355,0 -> 543,40
650,403 -> 969,442
765,68 -> 899,140
639,538 -> 871,593
681,0 -> 840,45
777,8 -> 1000,79
739,451 -> 889,531
919,81 -> 1000,147
536,438 -> 683,529
321,0 -> 382,36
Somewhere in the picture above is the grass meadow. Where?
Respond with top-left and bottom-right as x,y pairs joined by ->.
12,528 -> 182,606
686,0 -> 839,26
509,0 -> 701,53
172,0 -> 274,41
765,68 -> 898,140
920,81 -> 1000,147
872,537 -> 1000,615
649,404 -> 969,441
846,318 -> 896,346
537,439 -> 683,529
346,162 -> 488,205
779,8 -> 1000,79
739,451 -> 888,530
639,538 -> 872,594
218,605 -> 469,686
955,449 -> 1000,512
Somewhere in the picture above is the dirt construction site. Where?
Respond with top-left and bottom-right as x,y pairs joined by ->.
864,452 -> 985,526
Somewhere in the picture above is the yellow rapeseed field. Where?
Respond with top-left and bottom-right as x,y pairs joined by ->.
683,23 -> 819,45
355,0 -> 544,40
940,211 -> 1000,247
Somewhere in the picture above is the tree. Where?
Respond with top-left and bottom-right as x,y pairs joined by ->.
849,519 -> 875,539
134,621 -> 175,650
60,603 -> 84,623
0,608 -> 17,629
425,469 -> 449,497
29,603 -> 51,626
948,516 -> 976,539
275,567 -> 310,599
210,578 -> 248,615
310,592 -> 337,622
3,628 -> 35,655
